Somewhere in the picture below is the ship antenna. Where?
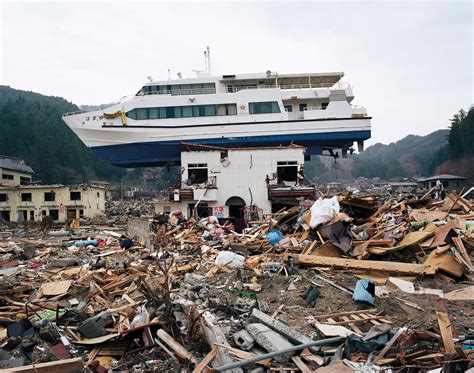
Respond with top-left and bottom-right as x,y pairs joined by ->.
204,46 -> 211,74
168,69 -> 171,80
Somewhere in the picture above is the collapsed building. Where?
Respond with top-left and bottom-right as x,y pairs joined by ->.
0,156 -> 106,223
155,144 -> 315,230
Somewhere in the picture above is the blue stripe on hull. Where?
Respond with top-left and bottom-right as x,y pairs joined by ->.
92,130 -> 371,167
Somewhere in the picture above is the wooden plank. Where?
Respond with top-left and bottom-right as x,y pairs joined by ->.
321,315 -> 381,325
360,313 -> 381,325
314,308 -> 378,320
291,356 -> 312,373
291,254 -> 436,275
436,299 -> 456,353
342,315 -> 363,334
6,357 -> 83,373
157,329 -> 198,364
193,346 -> 219,373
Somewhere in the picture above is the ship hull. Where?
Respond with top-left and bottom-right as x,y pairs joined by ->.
90,126 -> 371,167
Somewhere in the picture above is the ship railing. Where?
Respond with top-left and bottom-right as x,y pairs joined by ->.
228,82 -> 350,93
62,95 -> 132,117
138,87 -> 217,96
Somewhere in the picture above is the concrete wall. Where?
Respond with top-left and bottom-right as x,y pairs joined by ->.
0,168 -> 32,187
127,217 -> 152,248
0,185 -> 106,222
179,147 -> 305,217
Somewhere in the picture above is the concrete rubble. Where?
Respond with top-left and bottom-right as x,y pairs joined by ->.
0,191 -> 472,372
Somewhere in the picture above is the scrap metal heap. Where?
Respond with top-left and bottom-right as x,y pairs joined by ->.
0,190 -> 472,372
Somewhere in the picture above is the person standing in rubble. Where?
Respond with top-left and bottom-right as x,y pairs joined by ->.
435,179 -> 444,200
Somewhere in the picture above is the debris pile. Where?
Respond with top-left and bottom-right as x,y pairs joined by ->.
0,191 -> 472,372
106,200 -> 155,222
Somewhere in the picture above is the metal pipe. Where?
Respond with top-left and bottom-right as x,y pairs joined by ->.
214,336 -> 344,371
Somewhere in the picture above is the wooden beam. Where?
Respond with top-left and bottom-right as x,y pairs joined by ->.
290,254 -> 436,275
6,357 -> 83,373
193,346 -> 219,373
436,299 -> 457,353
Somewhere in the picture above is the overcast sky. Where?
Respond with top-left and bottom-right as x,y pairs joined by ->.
1,0 -> 472,145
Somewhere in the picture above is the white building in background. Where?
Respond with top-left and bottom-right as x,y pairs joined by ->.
0,156 -> 106,223
155,144 -> 315,229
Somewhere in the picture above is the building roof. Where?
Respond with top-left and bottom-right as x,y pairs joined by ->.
0,183 -> 107,191
418,174 -> 466,182
0,156 -> 34,175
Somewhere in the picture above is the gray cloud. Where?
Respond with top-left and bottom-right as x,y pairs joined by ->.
1,1 -> 472,145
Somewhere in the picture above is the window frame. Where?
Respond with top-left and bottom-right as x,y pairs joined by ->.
21,193 -> 32,202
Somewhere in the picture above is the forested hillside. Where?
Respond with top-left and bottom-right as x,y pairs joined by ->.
0,86 -> 125,184
305,106 -> 473,182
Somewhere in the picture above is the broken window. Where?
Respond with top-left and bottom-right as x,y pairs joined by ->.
277,161 -> 298,185
29,210 -> 34,221
187,164 -> 208,185
44,192 -> 55,202
79,209 -> 84,218
188,203 -> 212,218
49,209 -> 59,220
67,209 -> 77,219
0,194 -> 7,202
70,191 -> 81,201
21,193 -> 32,202
2,174 -> 14,180
20,176 -> 31,185
0,211 -> 10,222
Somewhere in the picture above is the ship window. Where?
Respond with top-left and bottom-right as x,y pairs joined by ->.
249,101 -> 280,114
227,104 -> 237,115
217,104 -> 227,116
321,102 -> 329,110
284,105 -> 293,112
125,103 -> 236,120
126,109 -> 137,120
149,108 -> 160,119
204,105 -> 216,116
299,103 -> 307,111
136,108 -> 148,120
182,106 -> 193,118
166,107 -> 175,118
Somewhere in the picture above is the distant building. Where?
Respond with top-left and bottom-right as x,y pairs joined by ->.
0,156 -> 106,223
155,144 -> 315,230
417,174 -> 467,192
0,156 -> 34,187
387,180 -> 419,195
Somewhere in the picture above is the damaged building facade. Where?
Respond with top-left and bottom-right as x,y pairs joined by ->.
156,144 -> 315,225
0,156 -> 106,222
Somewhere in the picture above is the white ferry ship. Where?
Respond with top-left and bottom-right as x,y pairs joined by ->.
63,70 -> 371,167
